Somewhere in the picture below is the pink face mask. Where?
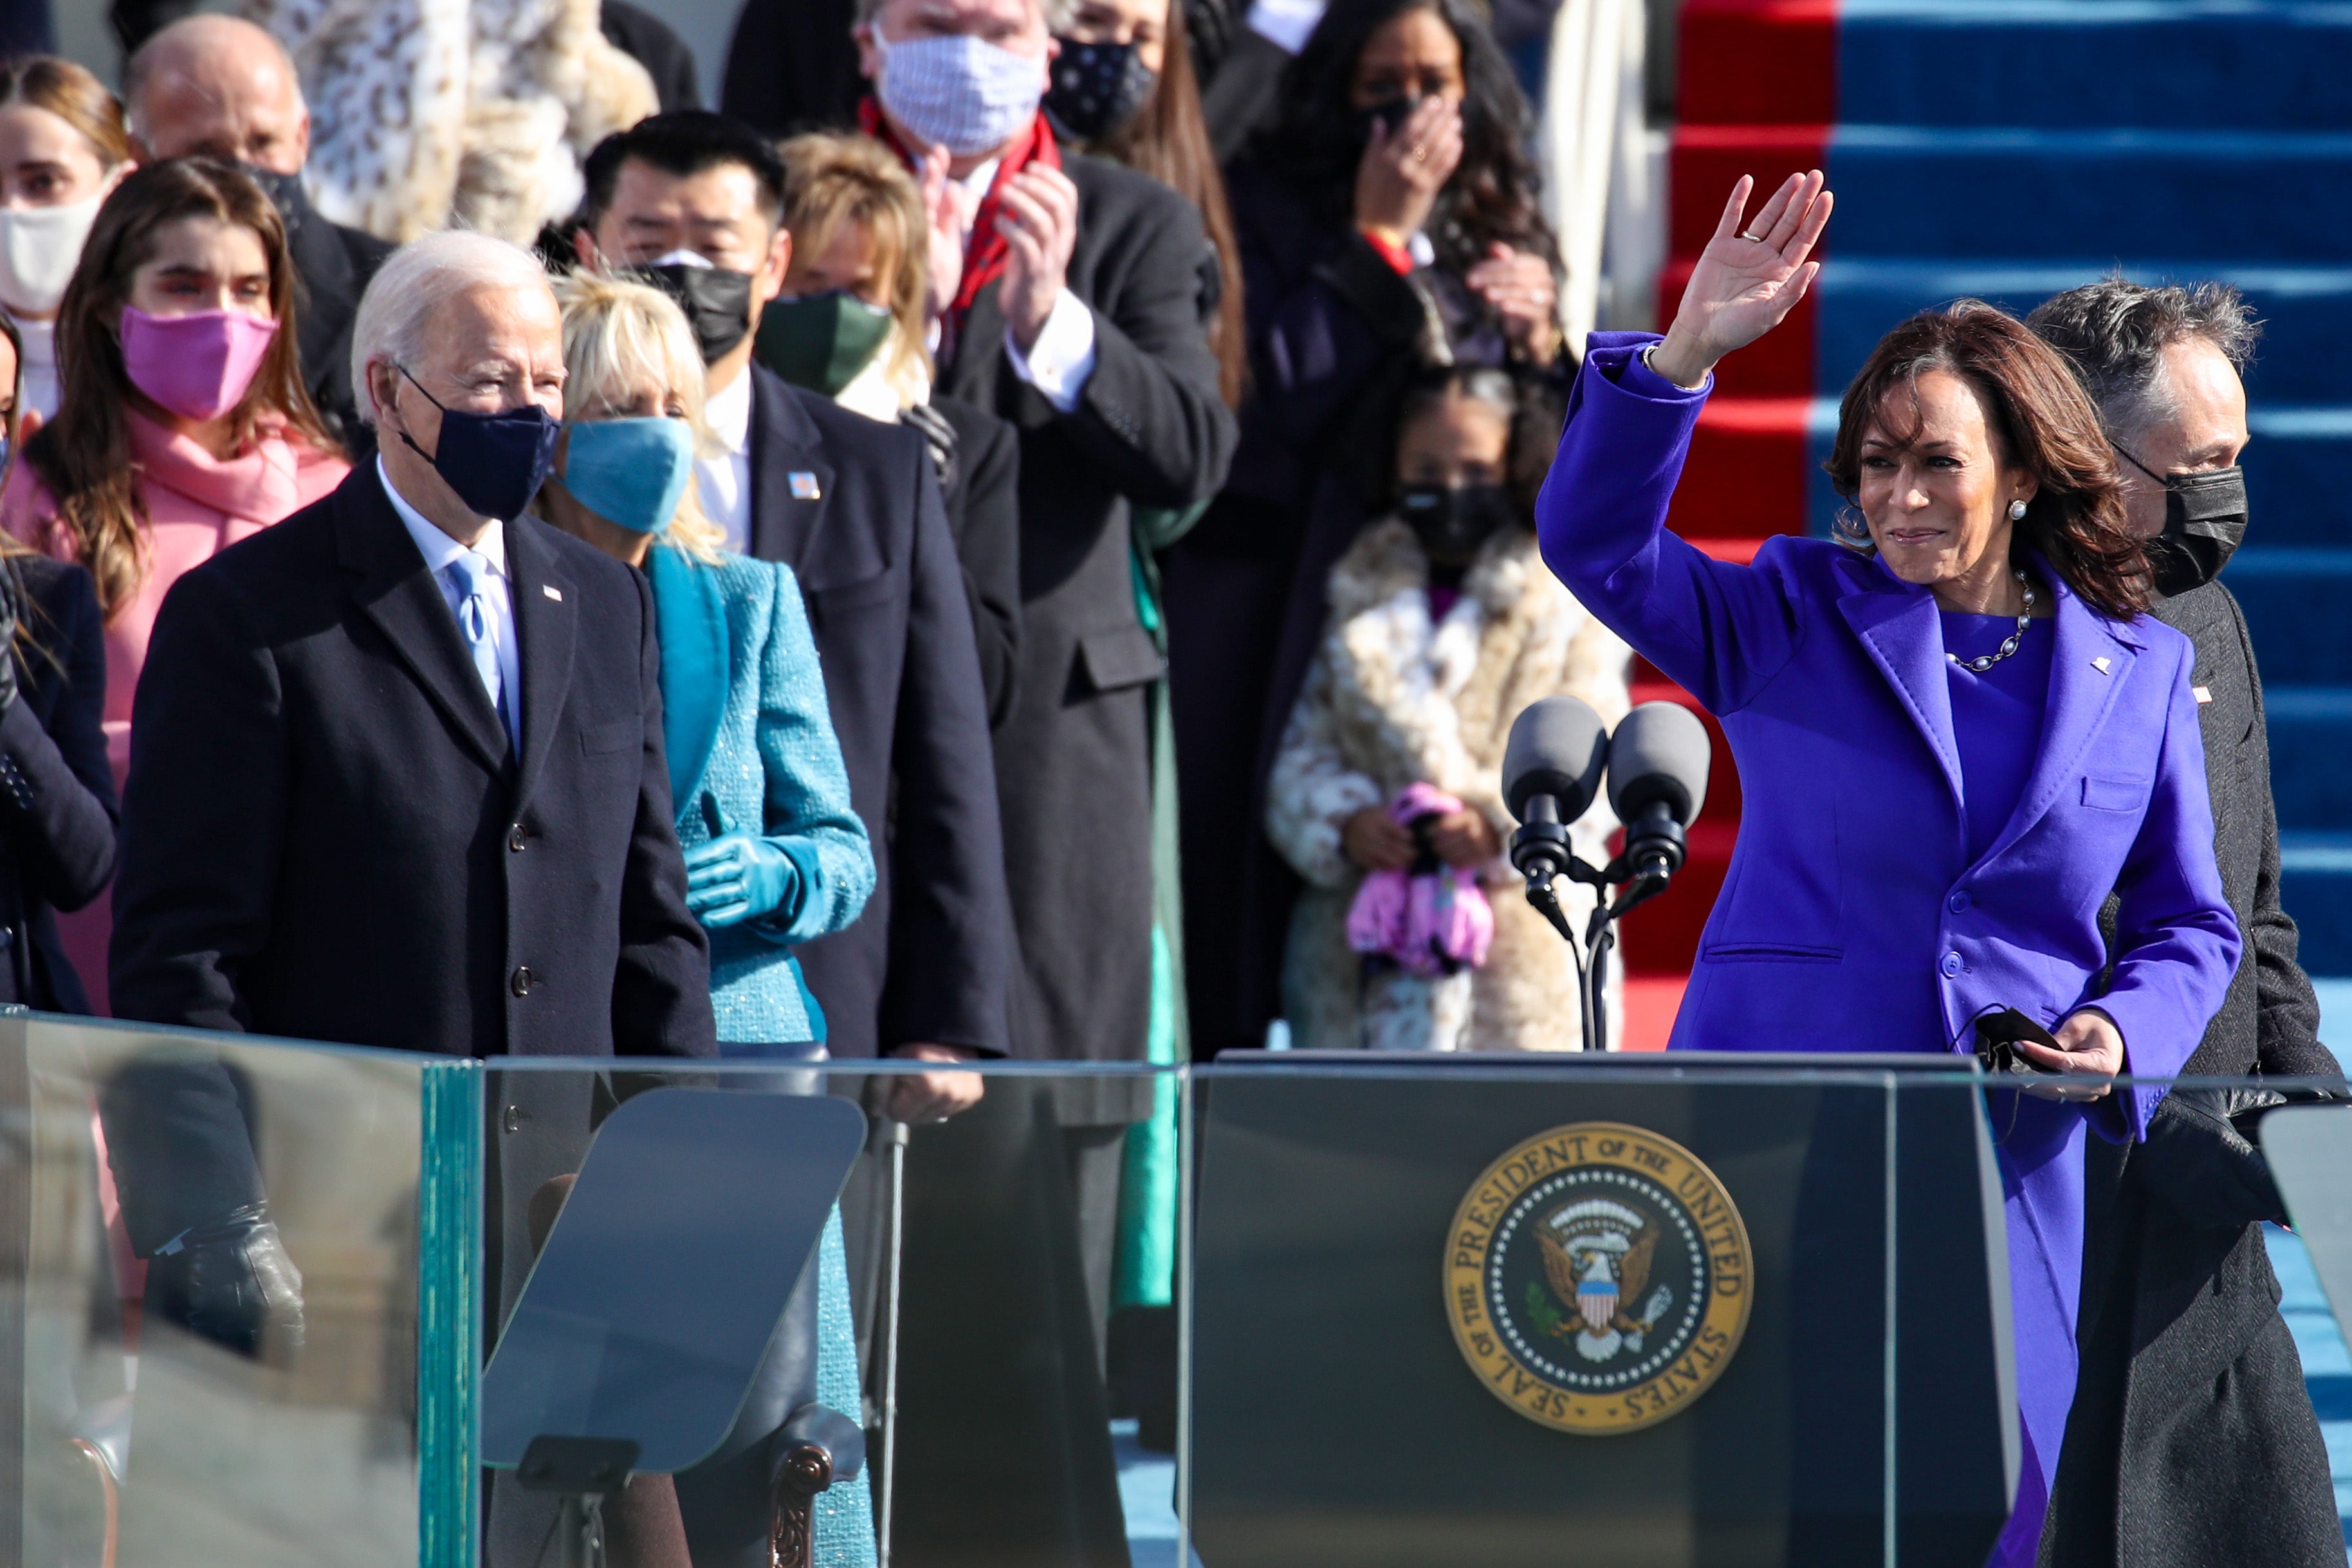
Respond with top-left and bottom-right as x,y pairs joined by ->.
118,305 -> 279,421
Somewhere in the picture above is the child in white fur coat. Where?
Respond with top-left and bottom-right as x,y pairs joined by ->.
1267,366 -> 1630,1050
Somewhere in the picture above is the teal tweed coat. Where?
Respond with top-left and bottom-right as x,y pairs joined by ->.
652,545 -> 880,1565
649,545 -> 873,1046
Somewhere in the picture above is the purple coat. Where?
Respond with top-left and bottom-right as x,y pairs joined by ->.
1536,335 -> 2241,1550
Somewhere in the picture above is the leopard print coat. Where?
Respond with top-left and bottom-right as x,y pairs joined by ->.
246,0 -> 658,243
1267,518 -> 1631,1052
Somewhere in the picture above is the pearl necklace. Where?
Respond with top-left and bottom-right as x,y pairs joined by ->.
1946,570 -> 2035,673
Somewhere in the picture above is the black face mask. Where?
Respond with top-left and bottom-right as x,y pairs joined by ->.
1347,94 -> 1420,150
1399,482 -> 1516,565
2119,447 -> 2249,595
396,368 -> 561,523
239,165 -> 311,235
1045,38 -> 1157,141
640,262 -> 755,365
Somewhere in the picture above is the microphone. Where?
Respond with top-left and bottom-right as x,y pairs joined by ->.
1605,701 -> 1711,884
1502,695 -> 1610,881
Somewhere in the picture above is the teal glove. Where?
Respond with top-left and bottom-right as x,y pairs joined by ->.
684,796 -> 802,929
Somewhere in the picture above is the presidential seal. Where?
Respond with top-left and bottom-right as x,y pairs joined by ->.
1444,1122 -> 1751,1434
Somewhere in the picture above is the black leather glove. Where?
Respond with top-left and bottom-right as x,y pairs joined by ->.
2135,1086 -> 2289,1230
145,1201 -> 306,1358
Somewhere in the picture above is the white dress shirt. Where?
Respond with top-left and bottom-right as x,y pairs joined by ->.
950,159 -> 1099,413
698,367 -> 755,556
379,457 -> 522,748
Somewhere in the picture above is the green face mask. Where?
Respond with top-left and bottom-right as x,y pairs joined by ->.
755,291 -> 896,397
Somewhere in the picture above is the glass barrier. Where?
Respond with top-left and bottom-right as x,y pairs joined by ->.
6,1017 -> 2350,1568
1,1010 -> 442,1568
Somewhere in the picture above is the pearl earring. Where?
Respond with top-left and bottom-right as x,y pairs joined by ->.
2007,499 -> 2028,522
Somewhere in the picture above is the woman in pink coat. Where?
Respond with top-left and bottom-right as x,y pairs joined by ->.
0,158 -> 347,1008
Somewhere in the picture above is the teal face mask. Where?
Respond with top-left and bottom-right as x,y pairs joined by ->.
755,291 -> 896,397
560,416 -> 697,535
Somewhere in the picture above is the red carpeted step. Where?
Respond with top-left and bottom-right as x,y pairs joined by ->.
1677,0 -> 1837,128
1609,677 -> 1740,978
1656,260 -> 1817,400
1666,402 -> 1814,538
1618,976 -> 1688,1052
1611,0 -> 1835,1032
1618,821 -> 1738,974
1670,127 -> 1835,257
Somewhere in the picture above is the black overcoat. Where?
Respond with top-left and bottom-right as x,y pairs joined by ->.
934,149 -> 1235,1123
1164,160 -> 1429,1060
743,368 -> 1011,1061
0,554 -> 116,1012
932,392 -> 1024,729
2050,578 -> 2346,1567
102,465 -> 714,1307
279,183 -> 392,455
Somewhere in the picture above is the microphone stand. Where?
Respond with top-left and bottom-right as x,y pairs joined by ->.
1512,801 -> 1687,1052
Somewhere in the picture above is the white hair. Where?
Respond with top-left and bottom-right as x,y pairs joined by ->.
349,230 -> 556,423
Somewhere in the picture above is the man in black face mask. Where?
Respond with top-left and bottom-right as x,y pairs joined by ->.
123,15 -> 394,455
2030,280 -> 2346,1568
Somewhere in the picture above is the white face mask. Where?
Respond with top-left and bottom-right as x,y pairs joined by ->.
0,190 -> 109,318
873,30 -> 1047,158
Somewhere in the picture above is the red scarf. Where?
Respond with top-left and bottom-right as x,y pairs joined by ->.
860,98 -> 1061,347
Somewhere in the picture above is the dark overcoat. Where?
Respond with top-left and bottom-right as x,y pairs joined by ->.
932,392 -> 1023,729
2048,579 -> 2346,1568
934,149 -> 1235,1124
279,183 -> 392,455
743,367 -> 1011,1061
103,464 -> 715,1272
1164,160 -> 1436,1060
0,554 -> 115,1011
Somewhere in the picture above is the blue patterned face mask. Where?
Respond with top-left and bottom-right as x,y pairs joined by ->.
873,30 -> 1045,156
560,417 -> 697,536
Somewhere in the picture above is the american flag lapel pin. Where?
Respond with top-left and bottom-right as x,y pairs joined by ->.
2091,656 -> 2111,675
789,471 -> 822,500
542,584 -> 563,602
2192,685 -> 2213,704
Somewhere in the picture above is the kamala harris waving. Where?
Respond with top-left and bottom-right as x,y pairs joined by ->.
1535,173 -> 2239,1568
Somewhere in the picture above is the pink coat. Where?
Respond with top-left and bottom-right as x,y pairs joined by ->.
0,410 -> 347,1009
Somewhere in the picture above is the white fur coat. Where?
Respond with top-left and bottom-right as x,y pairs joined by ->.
1266,518 -> 1630,1052
244,0 -> 658,243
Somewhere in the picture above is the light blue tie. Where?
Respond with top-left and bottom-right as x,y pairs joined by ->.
446,552 -> 511,746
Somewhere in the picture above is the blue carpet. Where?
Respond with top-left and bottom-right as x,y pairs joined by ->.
2264,1225 -> 2352,1545
1113,1418 -> 1201,1568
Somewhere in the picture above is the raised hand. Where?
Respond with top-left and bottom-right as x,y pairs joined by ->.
916,143 -> 969,322
997,163 -> 1081,353
1354,95 -> 1463,250
1464,242 -> 1561,365
1649,170 -> 1833,388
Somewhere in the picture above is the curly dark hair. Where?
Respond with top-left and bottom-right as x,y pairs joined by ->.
1822,301 -> 2151,621
1252,0 -> 1557,273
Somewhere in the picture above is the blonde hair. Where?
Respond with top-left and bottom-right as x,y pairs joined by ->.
547,269 -> 726,565
776,132 -> 930,408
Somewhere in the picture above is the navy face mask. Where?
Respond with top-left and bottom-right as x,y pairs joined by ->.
397,367 -> 560,523
1044,38 -> 1157,141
